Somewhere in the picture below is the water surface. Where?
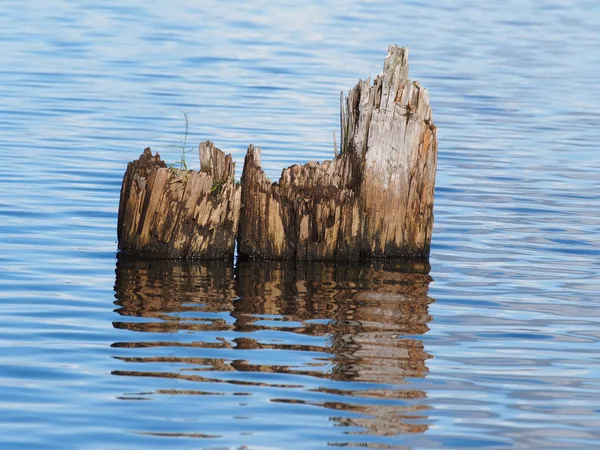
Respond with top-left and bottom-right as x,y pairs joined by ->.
1,0 -> 599,449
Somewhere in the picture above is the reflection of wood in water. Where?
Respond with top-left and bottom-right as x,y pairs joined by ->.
234,262 -> 433,384
113,259 -> 433,436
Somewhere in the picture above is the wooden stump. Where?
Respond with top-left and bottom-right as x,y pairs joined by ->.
117,141 -> 241,259
238,45 -> 437,260
117,45 -> 436,261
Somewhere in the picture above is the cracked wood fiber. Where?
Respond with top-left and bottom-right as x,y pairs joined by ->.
238,45 -> 437,260
117,141 -> 241,259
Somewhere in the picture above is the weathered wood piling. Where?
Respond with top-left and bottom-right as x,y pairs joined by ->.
117,141 -> 241,259
117,45 -> 437,261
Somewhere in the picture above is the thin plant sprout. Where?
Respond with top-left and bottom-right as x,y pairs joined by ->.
164,110 -> 193,172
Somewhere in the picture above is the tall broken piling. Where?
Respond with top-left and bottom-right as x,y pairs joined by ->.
344,46 -> 437,257
117,45 -> 437,261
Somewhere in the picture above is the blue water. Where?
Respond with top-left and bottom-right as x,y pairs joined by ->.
1,1 -> 600,449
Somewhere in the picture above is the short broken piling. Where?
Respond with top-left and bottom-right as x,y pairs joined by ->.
117,142 -> 241,259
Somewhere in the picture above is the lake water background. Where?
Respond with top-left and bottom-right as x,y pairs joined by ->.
1,1 -> 600,449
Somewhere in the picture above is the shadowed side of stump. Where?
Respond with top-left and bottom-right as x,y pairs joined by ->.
117,142 -> 241,259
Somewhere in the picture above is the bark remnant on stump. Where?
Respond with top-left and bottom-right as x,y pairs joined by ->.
238,45 -> 437,260
117,142 -> 241,259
